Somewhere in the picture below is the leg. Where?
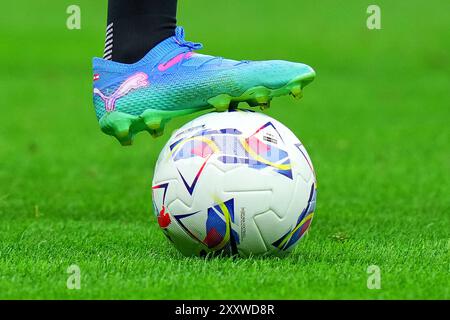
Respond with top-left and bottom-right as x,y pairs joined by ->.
104,0 -> 178,63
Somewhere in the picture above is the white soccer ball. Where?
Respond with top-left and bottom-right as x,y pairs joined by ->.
152,111 -> 317,257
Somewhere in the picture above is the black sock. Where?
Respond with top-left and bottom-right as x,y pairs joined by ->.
104,0 -> 178,64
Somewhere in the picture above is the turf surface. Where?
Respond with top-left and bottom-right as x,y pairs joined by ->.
0,0 -> 449,299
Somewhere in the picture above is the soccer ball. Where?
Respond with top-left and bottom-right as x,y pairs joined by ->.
152,111 -> 317,257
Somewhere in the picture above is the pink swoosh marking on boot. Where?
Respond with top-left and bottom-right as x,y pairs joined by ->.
93,72 -> 149,112
158,53 -> 192,72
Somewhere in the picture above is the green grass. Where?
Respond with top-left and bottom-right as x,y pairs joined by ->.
0,0 -> 449,299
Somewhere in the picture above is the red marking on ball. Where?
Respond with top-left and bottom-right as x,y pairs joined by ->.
158,206 -> 171,228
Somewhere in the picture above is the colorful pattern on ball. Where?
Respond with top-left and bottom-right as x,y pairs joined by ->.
174,198 -> 239,254
272,183 -> 317,251
169,121 -> 293,195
